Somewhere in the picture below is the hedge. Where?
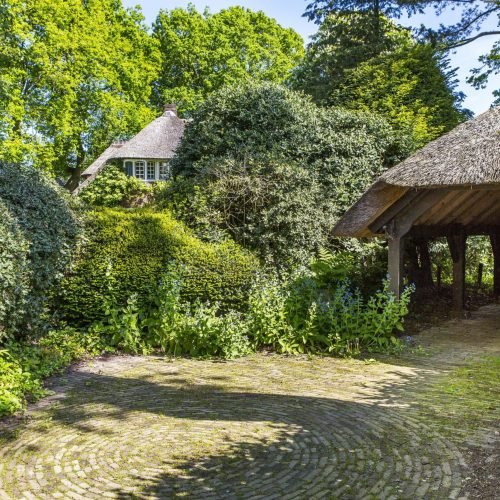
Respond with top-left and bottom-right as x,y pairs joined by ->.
57,208 -> 261,321
0,163 -> 80,340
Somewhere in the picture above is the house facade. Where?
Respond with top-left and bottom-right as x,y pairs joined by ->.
76,104 -> 185,193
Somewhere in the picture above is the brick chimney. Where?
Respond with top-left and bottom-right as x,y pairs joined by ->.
163,103 -> 177,116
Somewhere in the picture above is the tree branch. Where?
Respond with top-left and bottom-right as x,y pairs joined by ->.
443,30 -> 500,49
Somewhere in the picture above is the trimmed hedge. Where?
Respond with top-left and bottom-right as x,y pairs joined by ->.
0,163 -> 80,340
57,209 -> 261,321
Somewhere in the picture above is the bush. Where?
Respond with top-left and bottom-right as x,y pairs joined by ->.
246,273 -> 413,355
57,208 -> 261,322
166,81 -> 410,266
78,165 -> 153,207
92,270 -> 252,358
0,163 -> 80,339
0,328 -> 110,416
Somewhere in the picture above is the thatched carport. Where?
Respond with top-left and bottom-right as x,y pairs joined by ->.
333,107 -> 500,311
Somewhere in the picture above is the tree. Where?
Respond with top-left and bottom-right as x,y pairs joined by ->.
0,0 -> 160,187
292,13 -> 414,103
152,5 -> 305,114
304,0 -> 500,92
330,41 -> 467,147
293,13 -> 467,148
168,81 -> 410,266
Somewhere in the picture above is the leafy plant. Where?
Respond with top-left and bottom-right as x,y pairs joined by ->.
0,327 -> 111,416
79,165 -> 153,207
0,163 -> 80,339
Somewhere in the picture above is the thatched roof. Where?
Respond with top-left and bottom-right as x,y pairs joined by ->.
333,107 -> 500,238
80,105 -> 185,181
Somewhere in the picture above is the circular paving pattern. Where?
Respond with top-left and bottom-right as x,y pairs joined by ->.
0,354 -> 469,500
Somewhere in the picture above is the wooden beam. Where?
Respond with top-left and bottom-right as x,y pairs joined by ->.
388,234 -> 404,300
369,189 -> 422,234
447,230 -> 466,311
490,233 -> 500,296
409,224 -> 500,239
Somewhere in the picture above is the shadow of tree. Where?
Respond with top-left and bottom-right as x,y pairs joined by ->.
38,365 -> 462,499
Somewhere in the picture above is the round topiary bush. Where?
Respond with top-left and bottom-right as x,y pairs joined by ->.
57,208 -> 261,322
0,163 -> 80,340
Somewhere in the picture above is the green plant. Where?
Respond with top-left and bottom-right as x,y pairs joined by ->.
96,269 -> 251,359
0,327 -> 111,416
57,208 -> 260,322
246,271 -> 413,356
0,163 -> 80,339
79,165 -> 153,207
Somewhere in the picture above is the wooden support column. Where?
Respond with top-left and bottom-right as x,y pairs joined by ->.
490,233 -> 500,296
447,230 -> 466,311
388,234 -> 404,300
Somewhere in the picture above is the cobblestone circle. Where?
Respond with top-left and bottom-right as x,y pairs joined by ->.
0,305 -> 498,499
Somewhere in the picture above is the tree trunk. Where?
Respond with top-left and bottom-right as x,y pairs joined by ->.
64,140 -> 85,192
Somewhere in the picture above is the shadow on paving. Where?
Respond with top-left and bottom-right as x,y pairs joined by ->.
36,368 -> 462,499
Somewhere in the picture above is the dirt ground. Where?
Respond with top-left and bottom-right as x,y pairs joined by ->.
0,305 -> 498,499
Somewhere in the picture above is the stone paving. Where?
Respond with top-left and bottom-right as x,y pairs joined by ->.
0,305 -> 499,499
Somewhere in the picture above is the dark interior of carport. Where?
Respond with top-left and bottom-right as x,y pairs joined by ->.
357,184 -> 500,311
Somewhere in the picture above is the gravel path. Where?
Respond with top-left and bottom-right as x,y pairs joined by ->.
1,305 -> 498,499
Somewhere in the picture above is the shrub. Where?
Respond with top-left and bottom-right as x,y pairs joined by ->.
57,208 -> 261,322
246,272 -> 413,355
78,165 -> 153,207
0,327 -> 110,416
91,269 -> 252,359
166,81 -> 410,266
0,163 -> 80,339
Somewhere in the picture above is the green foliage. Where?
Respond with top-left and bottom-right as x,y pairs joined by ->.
246,273 -> 413,356
0,327 -> 110,416
294,13 -> 467,149
91,269 -> 252,359
0,0 -> 160,182
0,163 -> 80,339
79,165 -> 153,207
57,208 -> 261,322
168,81 -> 409,266
152,5 -> 305,114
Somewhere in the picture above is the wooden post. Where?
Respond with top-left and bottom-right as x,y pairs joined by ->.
490,234 -> 500,296
388,235 -> 404,300
447,230 -> 466,311
477,263 -> 484,288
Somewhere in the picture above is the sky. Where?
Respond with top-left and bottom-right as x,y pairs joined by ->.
123,0 -> 499,114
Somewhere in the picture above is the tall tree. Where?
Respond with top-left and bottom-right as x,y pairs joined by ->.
0,0 -> 159,187
293,13 -> 467,148
304,0 -> 500,93
152,5 -> 305,114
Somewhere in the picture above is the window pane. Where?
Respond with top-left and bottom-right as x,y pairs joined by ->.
159,161 -> 170,180
125,161 -> 133,176
134,161 -> 145,179
147,161 -> 155,180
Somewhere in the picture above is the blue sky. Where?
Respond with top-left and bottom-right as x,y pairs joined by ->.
123,0 -> 499,114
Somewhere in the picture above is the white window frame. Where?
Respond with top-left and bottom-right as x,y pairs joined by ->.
125,159 -> 171,182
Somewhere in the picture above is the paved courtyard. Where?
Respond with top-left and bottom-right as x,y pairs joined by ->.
1,306 -> 499,499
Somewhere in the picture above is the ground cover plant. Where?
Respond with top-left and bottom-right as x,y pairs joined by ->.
0,327 -> 111,416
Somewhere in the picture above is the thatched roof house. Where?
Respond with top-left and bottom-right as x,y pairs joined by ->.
75,104 -> 184,194
333,106 -> 500,310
